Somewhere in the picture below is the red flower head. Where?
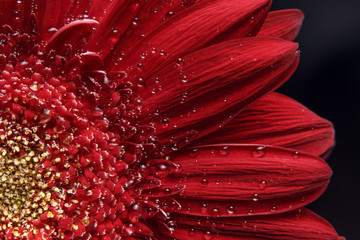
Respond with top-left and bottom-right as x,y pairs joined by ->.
0,0 -> 343,239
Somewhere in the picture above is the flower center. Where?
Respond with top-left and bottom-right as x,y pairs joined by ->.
0,118 -> 54,232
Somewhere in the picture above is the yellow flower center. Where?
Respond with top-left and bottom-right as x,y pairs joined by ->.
0,119 -> 53,231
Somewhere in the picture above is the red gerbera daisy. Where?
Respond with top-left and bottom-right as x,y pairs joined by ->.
0,0 -> 343,239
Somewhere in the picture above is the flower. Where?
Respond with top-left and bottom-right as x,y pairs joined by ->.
0,0 -> 343,239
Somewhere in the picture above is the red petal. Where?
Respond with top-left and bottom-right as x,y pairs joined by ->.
159,145 -> 331,217
258,9 -> 304,41
88,0 -> 199,58
45,19 -> 98,56
104,0 -> 271,72
160,208 -> 339,240
207,3 -> 271,45
139,38 -> 299,149
28,0 -> 73,40
0,0 -> 24,30
88,0 -> 122,20
196,92 -> 335,156
320,144 -> 335,160
85,1 -> 141,58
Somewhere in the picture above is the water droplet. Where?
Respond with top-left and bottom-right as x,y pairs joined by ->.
164,188 -> 172,194
218,146 -> 229,156
109,28 -> 121,44
180,92 -> 189,103
215,179 -> 220,185
133,204 -> 139,210
132,17 -> 139,26
211,208 -> 220,217
137,77 -> 145,87
249,16 -> 255,24
270,206 -> 277,213
190,148 -> 199,157
200,203 -> 208,214
204,231 -> 212,240
252,146 -> 266,157
253,193 -> 259,202
167,11 -> 175,17
227,205 -> 235,214
189,228 -> 196,236
160,117 -> 170,128
293,151 -> 300,158
248,209 -> 254,215
242,220 -> 248,228
200,178 -> 208,186
176,57 -> 184,65
296,208 -> 303,218
137,63 -> 144,69
181,77 -> 188,83
259,180 -> 267,190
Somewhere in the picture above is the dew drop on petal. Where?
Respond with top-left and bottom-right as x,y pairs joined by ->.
137,62 -> 143,69
242,220 -> 248,229
200,203 -> 208,214
259,180 -> 267,190
249,16 -> 255,24
189,148 -> 199,157
218,146 -> 229,156
132,17 -> 138,26
270,206 -> 277,213
200,178 -> 208,186
252,146 -> 266,157
110,28 -> 121,45
227,205 -> 235,214
296,208 -> 303,218
293,151 -> 300,158
163,188 -> 172,194
204,231 -> 212,240
211,208 -> 220,217
160,117 -> 170,128
253,193 -> 259,201
181,77 -> 188,83
189,228 -> 196,236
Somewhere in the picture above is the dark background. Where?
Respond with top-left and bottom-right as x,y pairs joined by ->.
272,1 -> 360,239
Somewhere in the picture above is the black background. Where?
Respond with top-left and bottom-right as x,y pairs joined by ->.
272,1 -> 360,239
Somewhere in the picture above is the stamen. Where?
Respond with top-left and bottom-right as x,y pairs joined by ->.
0,119 -> 58,228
